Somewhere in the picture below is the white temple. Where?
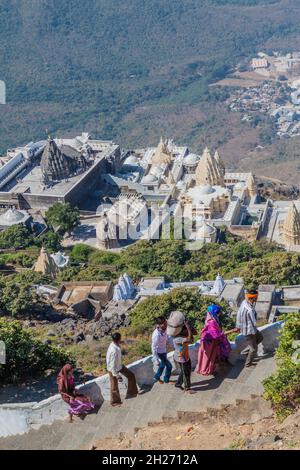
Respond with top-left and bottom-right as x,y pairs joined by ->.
210,273 -> 226,296
50,251 -> 70,269
0,207 -> 31,229
113,273 -> 136,301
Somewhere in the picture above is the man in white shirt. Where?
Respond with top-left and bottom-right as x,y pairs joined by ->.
106,332 -> 138,406
236,290 -> 263,368
152,316 -> 173,384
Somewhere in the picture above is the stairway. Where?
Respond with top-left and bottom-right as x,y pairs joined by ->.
0,355 -> 276,450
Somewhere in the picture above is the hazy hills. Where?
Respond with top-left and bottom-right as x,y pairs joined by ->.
1,0 -> 300,181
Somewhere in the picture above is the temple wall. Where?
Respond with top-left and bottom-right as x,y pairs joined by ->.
64,157 -> 108,207
0,192 -> 22,209
256,199 -> 272,240
21,194 -> 65,211
0,321 -> 284,438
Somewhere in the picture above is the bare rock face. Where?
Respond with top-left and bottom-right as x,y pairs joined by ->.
257,176 -> 300,201
278,410 -> 300,430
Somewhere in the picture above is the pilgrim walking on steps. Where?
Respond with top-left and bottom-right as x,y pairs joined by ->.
106,332 -> 138,406
57,364 -> 96,422
235,290 -> 263,368
151,316 -> 174,384
166,311 -> 194,392
196,304 -> 232,376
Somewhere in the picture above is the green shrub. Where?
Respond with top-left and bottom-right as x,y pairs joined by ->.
39,230 -> 62,252
55,266 -> 81,283
0,225 -> 34,249
263,314 -> 300,419
0,319 -> 71,384
0,252 -> 36,268
129,288 -> 234,334
0,277 -> 36,317
88,250 -> 121,266
70,244 -> 94,263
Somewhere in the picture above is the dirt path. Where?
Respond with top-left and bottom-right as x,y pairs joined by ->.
94,413 -> 300,450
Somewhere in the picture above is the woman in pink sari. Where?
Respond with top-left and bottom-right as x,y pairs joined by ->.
195,304 -> 231,376
57,364 -> 96,422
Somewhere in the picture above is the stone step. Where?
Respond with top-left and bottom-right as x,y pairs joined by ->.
244,356 -> 276,389
0,420 -> 69,450
0,354 -> 276,450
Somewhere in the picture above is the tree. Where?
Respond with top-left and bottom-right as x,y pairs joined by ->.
39,230 -> 62,252
45,203 -> 80,236
0,276 -> 36,317
238,252 -> 300,288
70,244 -> 94,264
0,225 -> 34,249
88,250 -> 121,266
0,271 -> 50,317
0,318 -> 70,384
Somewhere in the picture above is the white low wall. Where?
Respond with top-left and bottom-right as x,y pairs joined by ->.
0,321 -> 284,438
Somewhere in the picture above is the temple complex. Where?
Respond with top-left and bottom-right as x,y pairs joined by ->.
2,132 -> 300,252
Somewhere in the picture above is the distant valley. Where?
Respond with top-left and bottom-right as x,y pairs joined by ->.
2,1 -> 300,182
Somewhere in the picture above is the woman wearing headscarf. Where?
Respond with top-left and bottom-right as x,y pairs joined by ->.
57,364 -> 96,422
195,304 -> 232,376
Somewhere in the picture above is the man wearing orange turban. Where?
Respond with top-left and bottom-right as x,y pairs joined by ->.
235,290 -> 263,367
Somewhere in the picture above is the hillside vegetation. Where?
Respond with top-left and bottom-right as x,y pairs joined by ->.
1,1 -> 300,179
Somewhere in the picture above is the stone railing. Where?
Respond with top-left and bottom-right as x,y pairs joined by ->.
0,320 -> 284,438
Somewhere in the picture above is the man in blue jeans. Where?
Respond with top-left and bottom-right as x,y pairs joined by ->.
151,316 -> 173,384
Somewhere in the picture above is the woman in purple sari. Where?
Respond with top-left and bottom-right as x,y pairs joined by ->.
195,304 -> 231,376
57,364 -> 96,422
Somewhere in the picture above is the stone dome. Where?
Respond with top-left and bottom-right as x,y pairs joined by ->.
0,207 -> 29,226
195,220 -> 216,237
124,155 -> 139,166
184,153 -> 200,166
51,252 -> 69,268
4,208 -> 25,222
197,185 -> 215,195
143,173 -> 158,184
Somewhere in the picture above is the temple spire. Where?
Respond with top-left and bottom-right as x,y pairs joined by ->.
40,138 -> 72,183
214,150 -> 225,179
195,147 -> 224,186
246,173 -> 256,197
151,137 -> 173,165
34,247 -> 59,278
282,202 -> 300,245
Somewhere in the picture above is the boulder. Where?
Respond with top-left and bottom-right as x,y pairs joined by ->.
73,332 -> 85,343
47,330 -> 56,337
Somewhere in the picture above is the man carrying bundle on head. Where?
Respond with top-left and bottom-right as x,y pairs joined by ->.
235,289 -> 263,368
167,311 -> 194,393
